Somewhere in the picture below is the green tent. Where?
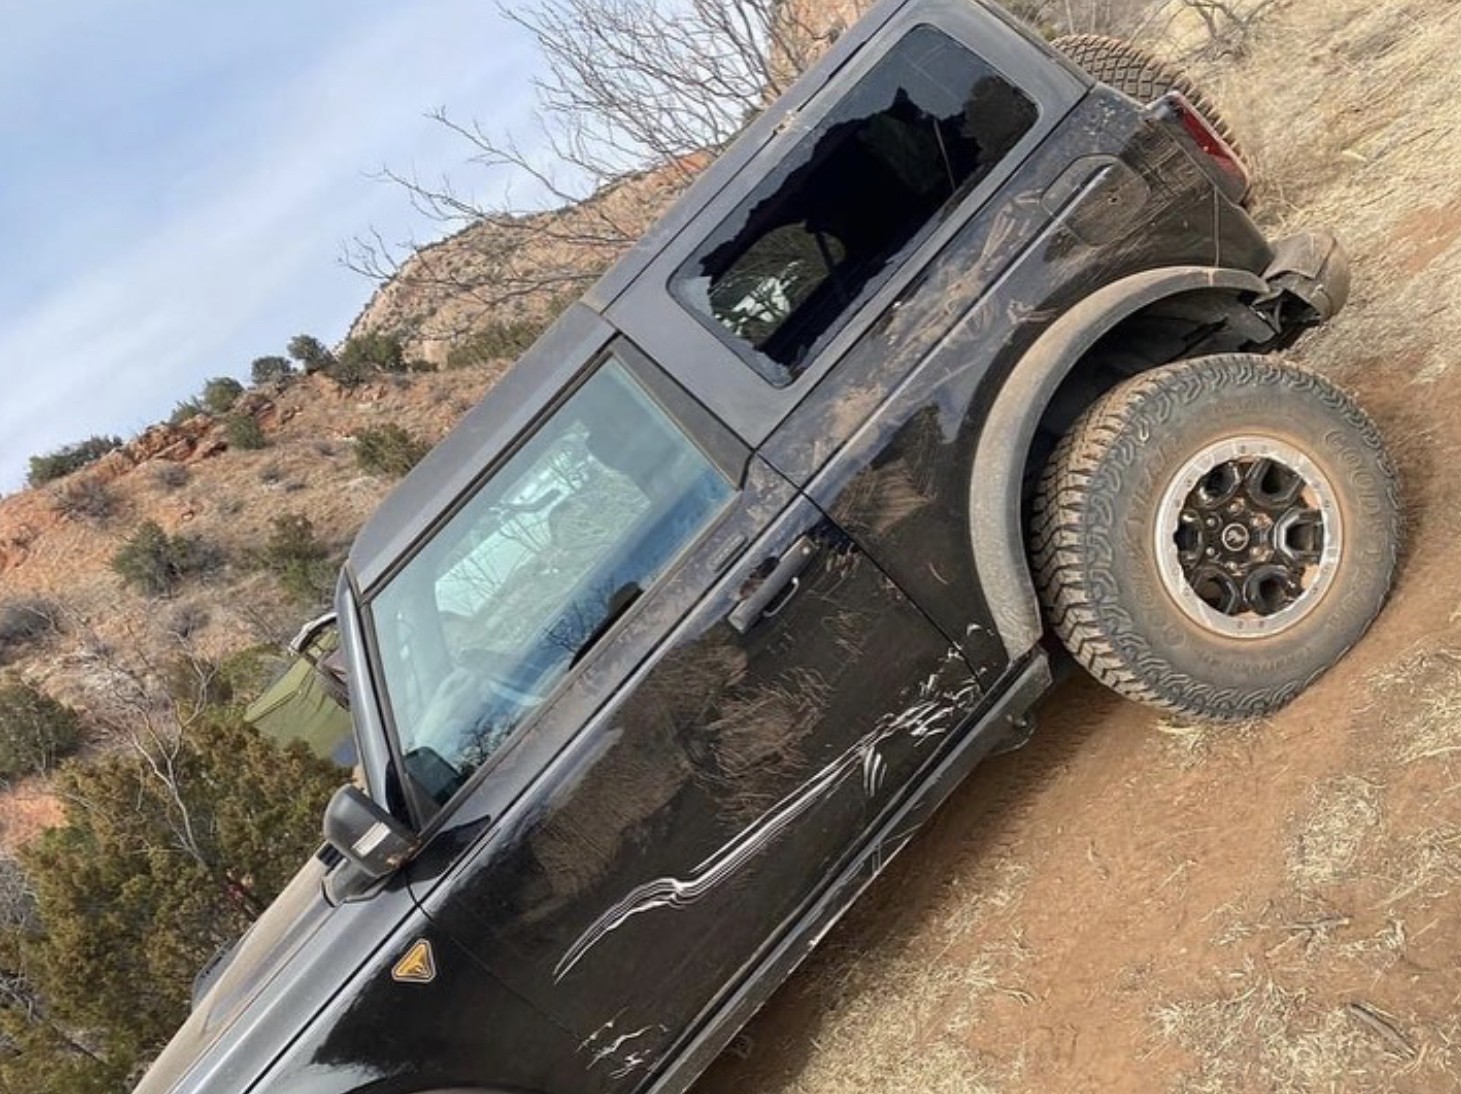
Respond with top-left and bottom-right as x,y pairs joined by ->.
244,616 -> 355,768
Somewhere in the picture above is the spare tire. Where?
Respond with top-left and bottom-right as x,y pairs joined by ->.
1052,34 -> 1245,162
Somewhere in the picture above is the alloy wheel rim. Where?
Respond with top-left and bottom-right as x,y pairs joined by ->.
1154,435 -> 1342,639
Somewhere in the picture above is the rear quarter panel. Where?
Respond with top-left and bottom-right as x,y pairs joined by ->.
761,87 -> 1274,654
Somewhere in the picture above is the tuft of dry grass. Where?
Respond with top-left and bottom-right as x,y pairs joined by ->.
1365,648 -> 1461,765
788,1035 -> 1002,1094
1373,825 -> 1461,911
1287,776 -> 1383,890
1151,960 -> 1459,1092
1151,715 -> 1259,769
773,857 -> 1032,1093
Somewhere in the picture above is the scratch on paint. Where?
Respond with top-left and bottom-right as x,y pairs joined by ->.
554,655 -> 980,983
610,1051 -> 655,1080
578,1018 -> 668,1078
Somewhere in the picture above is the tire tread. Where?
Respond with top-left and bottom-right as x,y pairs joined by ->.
1029,354 -> 1401,720
1052,33 -> 1245,160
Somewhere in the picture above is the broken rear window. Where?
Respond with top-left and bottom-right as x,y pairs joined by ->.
672,24 -> 1038,385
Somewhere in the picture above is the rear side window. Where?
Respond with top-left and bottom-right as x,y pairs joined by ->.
672,25 -> 1038,385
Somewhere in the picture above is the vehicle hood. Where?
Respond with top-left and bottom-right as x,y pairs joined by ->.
134,856 -> 336,1094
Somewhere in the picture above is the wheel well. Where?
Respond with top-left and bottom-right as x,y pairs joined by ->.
969,267 -> 1273,661
1022,288 -> 1275,505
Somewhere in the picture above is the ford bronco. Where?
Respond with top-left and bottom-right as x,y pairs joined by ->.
136,2 -> 1398,1092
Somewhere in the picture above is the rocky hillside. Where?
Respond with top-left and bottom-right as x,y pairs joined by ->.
0,364 -> 504,838
344,0 -> 877,364
345,163 -> 694,365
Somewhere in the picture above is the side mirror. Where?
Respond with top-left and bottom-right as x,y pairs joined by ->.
290,611 -> 338,655
323,785 -> 415,879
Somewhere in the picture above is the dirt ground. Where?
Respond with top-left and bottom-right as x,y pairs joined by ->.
698,2 -> 1461,1091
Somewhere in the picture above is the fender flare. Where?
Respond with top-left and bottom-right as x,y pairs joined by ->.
969,265 -> 1269,659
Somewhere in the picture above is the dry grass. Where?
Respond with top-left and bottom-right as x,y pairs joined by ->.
788,1036 -> 1003,1094
1151,715 -> 1260,769
1204,0 -> 1461,393
1365,648 -> 1461,766
1287,776 -> 1383,890
1152,959 -> 1461,1093
773,857 -> 1032,1093
1373,825 -> 1461,911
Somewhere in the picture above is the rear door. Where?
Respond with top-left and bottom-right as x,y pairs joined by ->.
366,344 -> 978,1089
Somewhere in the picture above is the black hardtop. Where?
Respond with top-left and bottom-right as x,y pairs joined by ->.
346,0 -> 1090,593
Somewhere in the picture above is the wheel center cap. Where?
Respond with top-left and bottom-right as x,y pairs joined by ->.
1221,523 -> 1251,551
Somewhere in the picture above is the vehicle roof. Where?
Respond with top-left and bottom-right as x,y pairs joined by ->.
344,0 -> 919,593
345,0 -> 1076,593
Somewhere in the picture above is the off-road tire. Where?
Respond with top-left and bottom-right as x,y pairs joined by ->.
1030,354 -> 1400,721
1052,34 -> 1244,160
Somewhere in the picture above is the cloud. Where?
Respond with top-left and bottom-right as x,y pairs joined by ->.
0,0 -> 541,491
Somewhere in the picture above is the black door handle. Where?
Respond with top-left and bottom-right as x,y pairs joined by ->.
728,536 -> 817,634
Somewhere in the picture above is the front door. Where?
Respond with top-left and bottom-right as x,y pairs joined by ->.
391,354 -> 983,1090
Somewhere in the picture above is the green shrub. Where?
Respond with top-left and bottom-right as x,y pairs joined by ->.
14,716 -> 337,1081
161,655 -> 235,716
286,333 -> 335,374
258,514 -> 335,606
225,414 -> 268,451
169,398 -> 206,425
325,354 -> 371,389
337,332 -> 405,375
249,356 -> 293,385
26,436 -> 122,487
201,377 -> 244,415
355,424 -> 429,477
216,645 -> 281,706
49,475 -> 118,523
445,318 -> 547,369
112,521 -> 218,597
0,681 -> 82,778
162,646 -> 285,718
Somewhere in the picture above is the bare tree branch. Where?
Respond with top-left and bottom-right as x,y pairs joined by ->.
344,0 -> 858,344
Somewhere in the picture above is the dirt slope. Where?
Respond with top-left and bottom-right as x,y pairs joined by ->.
698,1 -> 1461,1090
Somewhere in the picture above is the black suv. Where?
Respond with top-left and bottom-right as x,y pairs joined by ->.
137,3 -> 1397,1092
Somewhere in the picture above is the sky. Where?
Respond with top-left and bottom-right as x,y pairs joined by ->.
0,0 -> 543,493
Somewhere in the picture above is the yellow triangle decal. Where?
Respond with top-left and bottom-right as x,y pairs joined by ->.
391,939 -> 437,984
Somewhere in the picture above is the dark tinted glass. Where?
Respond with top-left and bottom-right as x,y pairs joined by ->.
673,26 -> 1038,385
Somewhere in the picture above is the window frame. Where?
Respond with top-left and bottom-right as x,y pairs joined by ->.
601,0 -> 1084,451
358,341 -> 748,829
669,22 -> 1041,387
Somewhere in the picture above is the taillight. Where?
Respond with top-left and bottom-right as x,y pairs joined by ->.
1154,91 -> 1251,202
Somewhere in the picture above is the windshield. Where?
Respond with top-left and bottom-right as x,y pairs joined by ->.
368,358 -> 733,806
